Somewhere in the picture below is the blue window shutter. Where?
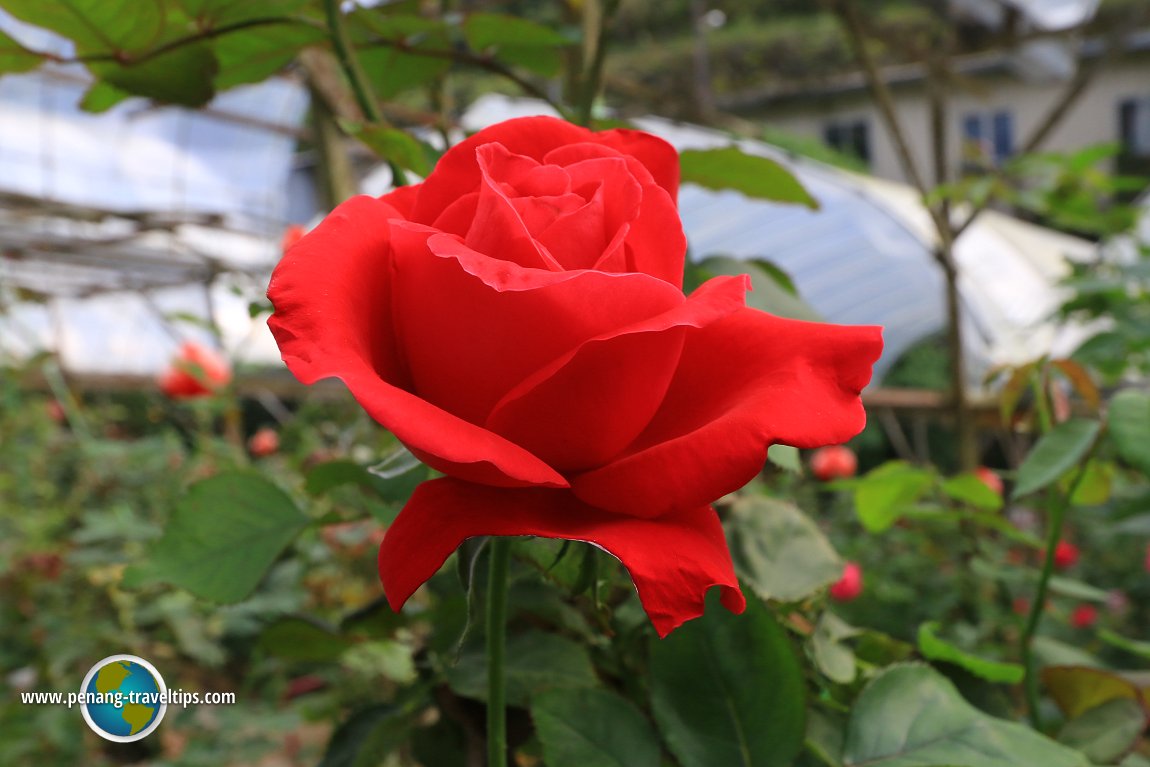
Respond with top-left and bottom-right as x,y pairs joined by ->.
992,111 -> 1013,163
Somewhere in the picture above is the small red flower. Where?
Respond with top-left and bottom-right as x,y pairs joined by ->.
829,562 -> 863,602
158,341 -> 231,399
45,400 -> 66,424
248,427 -> 280,457
810,445 -> 857,482
1070,603 -> 1097,629
1012,597 -> 1030,616
1053,540 -> 1079,570
974,466 -> 1003,497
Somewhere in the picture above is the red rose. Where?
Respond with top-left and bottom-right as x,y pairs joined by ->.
248,427 -> 280,457
268,116 -> 882,636
1053,540 -> 1079,570
1070,603 -> 1097,629
974,466 -> 1003,497
829,561 -> 863,602
158,341 -> 231,399
810,445 -> 857,481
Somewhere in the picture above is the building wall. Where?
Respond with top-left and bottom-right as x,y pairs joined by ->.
760,54 -> 1150,186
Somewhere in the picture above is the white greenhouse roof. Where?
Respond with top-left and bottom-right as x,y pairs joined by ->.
0,53 -> 308,376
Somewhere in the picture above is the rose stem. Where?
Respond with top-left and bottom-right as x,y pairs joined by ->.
486,537 -> 512,766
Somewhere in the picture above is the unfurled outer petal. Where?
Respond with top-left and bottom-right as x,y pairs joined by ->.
379,478 -> 746,637
571,309 -> 883,518
267,195 -> 567,489
486,275 -> 749,473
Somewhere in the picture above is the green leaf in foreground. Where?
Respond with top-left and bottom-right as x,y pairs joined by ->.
726,495 -> 842,603
842,664 -> 1090,767
122,471 -> 309,602
650,592 -> 805,767
532,688 -> 661,767
680,147 -> 818,209
916,622 -> 1024,684
1012,419 -> 1100,499
446,631 -> 597,707
1108,389 -> 1150,475
1057,698 -> 1147,765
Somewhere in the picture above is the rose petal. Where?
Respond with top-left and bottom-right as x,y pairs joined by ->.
621,181 -> 686,287
541,143 -> 685,285
411,117 -> 599,224
268,195 -> 567,489
379,477 -> 745,637
411,117 -> 678,225
391,226 -> 684,424
486,275 -> 749,472
572,309 -> 883,517
539,156 -> 643,271
594,127 -> 681,202
469,144 -> 561,270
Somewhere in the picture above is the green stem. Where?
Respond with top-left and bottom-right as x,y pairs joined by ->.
1019,461 -> 1090,729
322,0 -> 407,187
1031,365 -> 1054,435
576,0 -> 619,126
486,537 -> 512,766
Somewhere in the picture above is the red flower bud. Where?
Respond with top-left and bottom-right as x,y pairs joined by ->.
158,342 -> 231,399
829,561 -> 863,602
247,427 -> 280,457
45,400 -> 66,424
1070,603 -> 1097,629
1053,540 -> 1079,570
974,466 -> 1003,496
811,446 -> 857,482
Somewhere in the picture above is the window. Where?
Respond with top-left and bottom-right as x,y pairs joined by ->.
1118,97 -> 1150,157
961,110 -> 1014,170
823,119 -> 870,165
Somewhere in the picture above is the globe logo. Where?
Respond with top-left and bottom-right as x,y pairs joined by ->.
79,655 -> 167,742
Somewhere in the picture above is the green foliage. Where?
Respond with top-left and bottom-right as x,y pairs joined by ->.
680,147 -> 819,209
841,664 -> 1090,767
532,688 -> 662,767
1108,389 -> 1150,475
650,592 -> 806,767
0,29 -> 44,74
446,631 -> 599,706
917,621 -> 1024,684
1013,419 -> 1101,499
853,461 -> 933,532
123,471 -> 310,602
726,495 -> 843,602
